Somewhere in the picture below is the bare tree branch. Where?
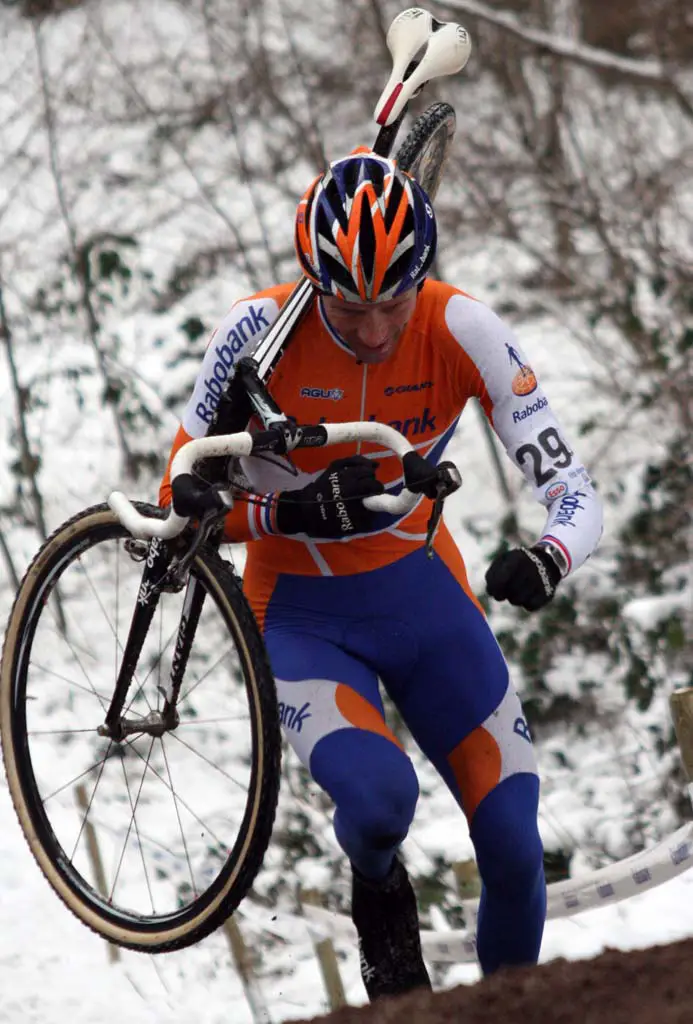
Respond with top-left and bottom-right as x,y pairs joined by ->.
438,0 -> 693,116
32,19 -> 138,476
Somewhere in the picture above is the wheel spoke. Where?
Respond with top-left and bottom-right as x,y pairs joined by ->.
79,553 -> 154,715
69,742 -> 113,862
167,729 -> 251,792
123,736 -> 230,851
6,514 -> 277,945
32,663 -> 114,707
122,617 -> 179,719
110,736 -> 157,906
159,737 -> 198,900
43,745 -> 116,805
178,645 -> 236,705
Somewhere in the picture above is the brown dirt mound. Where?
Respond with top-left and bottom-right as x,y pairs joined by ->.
294,937 -> 693,1024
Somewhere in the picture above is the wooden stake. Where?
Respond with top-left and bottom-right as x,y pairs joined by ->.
670,688 -> 693,782
300,889 -> 347,1010
452,858 -> 480,900
74,783 -> 120,963
222,916 -> 272,1023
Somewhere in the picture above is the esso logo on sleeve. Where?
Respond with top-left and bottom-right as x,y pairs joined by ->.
545,480 -> 569,501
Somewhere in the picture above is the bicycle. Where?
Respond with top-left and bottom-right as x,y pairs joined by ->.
0,7 -> 470,954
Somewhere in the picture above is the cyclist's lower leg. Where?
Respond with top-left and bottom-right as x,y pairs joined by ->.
349,850 -> 431,1001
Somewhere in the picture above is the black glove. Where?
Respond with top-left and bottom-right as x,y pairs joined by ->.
485,545 -> 562,612
275,456 -> 384,539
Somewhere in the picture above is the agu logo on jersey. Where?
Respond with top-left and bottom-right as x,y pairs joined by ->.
300,386 -> 344,400
506,343 -> 537,396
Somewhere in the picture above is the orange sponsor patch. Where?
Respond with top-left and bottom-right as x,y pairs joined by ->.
447,726 -> 502,821
335,684 -> 404,750
511,365 -> 538,396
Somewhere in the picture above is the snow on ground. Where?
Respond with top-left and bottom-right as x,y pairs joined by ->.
2,777 -> 693,1024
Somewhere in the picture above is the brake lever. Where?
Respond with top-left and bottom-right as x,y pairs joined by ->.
167,505 -> 228,585
424,462 -> 462,559
425,494 -> 444,557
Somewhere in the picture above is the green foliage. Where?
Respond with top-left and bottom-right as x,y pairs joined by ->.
180,316 -> 207,343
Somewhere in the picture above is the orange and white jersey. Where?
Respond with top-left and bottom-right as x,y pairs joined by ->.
161,279 -> 602,609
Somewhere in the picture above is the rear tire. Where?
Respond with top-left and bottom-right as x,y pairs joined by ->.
1,502 -> 281,952
396,101 -> 456,200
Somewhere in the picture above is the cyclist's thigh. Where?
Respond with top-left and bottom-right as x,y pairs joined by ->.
264,626 -> 418,815
383,553 -> 538,823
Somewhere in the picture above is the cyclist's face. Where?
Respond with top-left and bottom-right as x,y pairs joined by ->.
322,289 -> 418,364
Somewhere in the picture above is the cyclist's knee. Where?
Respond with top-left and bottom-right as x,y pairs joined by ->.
316,731 -> 419,865
350,764 -> 420,846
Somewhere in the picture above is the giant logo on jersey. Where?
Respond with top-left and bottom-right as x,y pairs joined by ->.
195,304 -> 271,423
506,342 -> 537,396
384,381 -> 433,397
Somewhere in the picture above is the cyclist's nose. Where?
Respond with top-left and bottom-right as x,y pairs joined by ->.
357,310 -> 392,345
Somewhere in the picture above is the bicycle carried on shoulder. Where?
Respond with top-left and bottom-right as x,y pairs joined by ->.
0,8 -> 470,952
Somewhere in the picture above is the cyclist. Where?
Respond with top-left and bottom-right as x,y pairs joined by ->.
161,150 -> 603,1001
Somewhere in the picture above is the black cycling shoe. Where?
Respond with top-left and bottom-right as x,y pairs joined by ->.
351,857 -> 431,1002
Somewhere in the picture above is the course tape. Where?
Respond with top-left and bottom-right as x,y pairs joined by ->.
297,823 -> 693,964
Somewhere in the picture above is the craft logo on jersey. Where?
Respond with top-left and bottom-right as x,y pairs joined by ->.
506,343 -> 537,396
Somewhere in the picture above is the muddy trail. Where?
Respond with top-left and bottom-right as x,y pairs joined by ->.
294,936 -> 693,1023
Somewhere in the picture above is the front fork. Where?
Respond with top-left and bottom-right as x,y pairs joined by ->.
99,537 -> 205,742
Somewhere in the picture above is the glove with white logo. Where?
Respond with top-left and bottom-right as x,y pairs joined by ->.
270,457 -> 384,539
485,545 -> 563,612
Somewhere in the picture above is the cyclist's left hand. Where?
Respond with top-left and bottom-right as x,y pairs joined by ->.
485,546 -> 562,612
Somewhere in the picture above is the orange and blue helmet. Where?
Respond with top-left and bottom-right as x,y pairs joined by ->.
294,149 -> 437,303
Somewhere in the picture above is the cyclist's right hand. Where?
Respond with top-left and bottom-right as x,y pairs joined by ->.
171,476 -> 230,519
273,456 -> 384,538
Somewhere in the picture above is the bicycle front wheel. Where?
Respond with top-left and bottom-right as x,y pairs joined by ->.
396,101 -> 456,200
0,503 -> 280,952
